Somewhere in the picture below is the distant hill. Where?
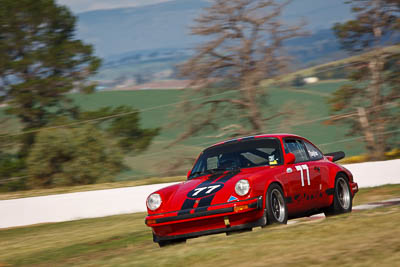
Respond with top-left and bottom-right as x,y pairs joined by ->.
75,0 -> 354,86
77,0 -> 352,58
76,0 -> 210,58
93,29 -> 347,88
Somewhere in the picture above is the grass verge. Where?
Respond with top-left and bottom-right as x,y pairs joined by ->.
353,183 -> 400,206
0,185 -> 399,266
0,206 -> 399,266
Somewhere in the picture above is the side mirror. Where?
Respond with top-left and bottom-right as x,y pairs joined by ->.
326,156 -> 334,162
285,153 -> 296,164
187,170 -> 192,179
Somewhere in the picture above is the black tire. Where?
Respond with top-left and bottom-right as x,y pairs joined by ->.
324,174 -> 353,216
265,183 -> 288,225
158,238 -> 186,247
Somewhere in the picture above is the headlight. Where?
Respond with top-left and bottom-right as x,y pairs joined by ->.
147,193 -> 162,211
235,179 -> 250,196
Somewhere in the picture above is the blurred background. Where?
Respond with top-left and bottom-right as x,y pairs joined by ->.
0,0 -> 399,192
1,1 -> 400,266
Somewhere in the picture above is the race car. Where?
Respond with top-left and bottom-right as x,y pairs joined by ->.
145,134 -> 358,247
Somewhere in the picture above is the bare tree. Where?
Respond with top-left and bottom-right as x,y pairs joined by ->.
170,0 -> 305,146
330,0 -> 400,160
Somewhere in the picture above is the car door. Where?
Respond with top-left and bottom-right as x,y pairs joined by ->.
283,139 -> 320,212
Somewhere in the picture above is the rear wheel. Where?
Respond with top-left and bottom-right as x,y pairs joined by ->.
265,184 -> 288,225
324,174 -> 352,216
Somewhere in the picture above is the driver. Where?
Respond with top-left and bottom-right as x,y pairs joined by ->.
218,153 -> 238,169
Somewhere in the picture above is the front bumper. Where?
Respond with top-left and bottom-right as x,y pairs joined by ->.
153,216 -> 266,242
146,196 -> 265,241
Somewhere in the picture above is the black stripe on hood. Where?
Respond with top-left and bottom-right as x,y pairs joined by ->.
177,173 -> 224,215
178,170 -> 242,215
193,170 -> 240,213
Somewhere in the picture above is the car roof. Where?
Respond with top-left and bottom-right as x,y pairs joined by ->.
208,133 -> 303,148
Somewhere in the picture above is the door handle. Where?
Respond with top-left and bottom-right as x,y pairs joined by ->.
314,166 -> 320,172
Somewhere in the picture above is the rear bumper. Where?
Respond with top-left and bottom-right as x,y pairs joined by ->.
350,181 -> 359,195
146,196 -> 265,241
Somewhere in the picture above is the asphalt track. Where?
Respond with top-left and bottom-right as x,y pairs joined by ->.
0,159 -> 399,228
289,197 -> 400,224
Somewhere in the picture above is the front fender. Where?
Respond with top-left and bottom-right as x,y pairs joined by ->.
248,170 -> 288,210
146,183 -> 182,214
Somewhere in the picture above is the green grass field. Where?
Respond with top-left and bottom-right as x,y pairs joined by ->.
67,80 -> 365,179
1,80 -> 367,180
1,184 -> 399,266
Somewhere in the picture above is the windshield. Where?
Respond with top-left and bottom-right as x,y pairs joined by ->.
189,138 -> 282,179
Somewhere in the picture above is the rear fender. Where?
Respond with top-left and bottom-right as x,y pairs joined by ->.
327,165 -> 353,188
326,164 -> 354,205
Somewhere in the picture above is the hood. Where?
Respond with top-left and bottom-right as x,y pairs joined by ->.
152,167 -> 269,214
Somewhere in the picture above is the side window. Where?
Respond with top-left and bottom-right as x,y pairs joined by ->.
284,139 -> 309,163
304,141 -> 323,161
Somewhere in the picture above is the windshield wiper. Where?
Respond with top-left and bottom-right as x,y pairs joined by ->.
208,168 -> 227,173
190,166 -> 241,179
189,171 -> 205,178
189,168 -> 225,178
209,166 -> 241,173
227,166 -> 241,172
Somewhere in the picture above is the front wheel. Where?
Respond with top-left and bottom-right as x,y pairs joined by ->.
324,175 -> 352,216
265,184 -> 288,225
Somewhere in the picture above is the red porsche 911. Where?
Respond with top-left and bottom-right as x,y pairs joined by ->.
145,134 -> 358,247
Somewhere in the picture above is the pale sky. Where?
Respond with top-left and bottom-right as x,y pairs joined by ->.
56,0 -> 173,13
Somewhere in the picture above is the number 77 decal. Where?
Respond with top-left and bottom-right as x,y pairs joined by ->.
295,165 -> 310,186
